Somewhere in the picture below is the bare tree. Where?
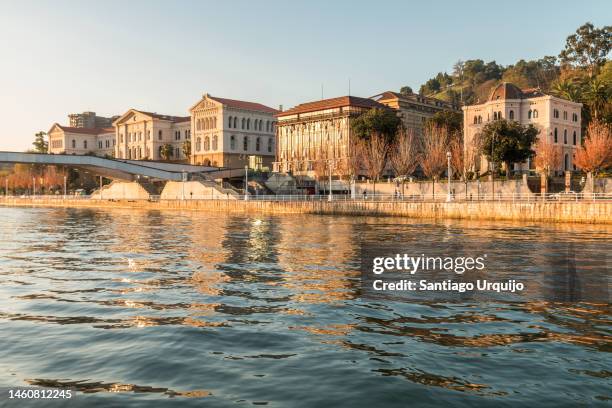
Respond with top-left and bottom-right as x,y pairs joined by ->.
389,128 -> 420,195
361,132 -> 389,195
534,137 -> 563,176
419,125 -> 449,199
450,131 -> 477,199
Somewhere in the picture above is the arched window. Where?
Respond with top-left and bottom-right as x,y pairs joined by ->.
196,137 -> 201,151
528,110 -> 532,119
228,116 -> 233,128
268,137 -> 273,153
233,117 -> 238,128
205,118 -> 210,130
242,118 -> 245,129
230,135 -> 236,150
243,136 -> 248,151
196,119 -> 200,131
509,110 -> 514,120
72,139 -> 76,148
473,116 -> 478,124
573,131 -> 577,145
554,128 -> 558,143
204,136 -> 210,151
256,137 -> 261,151
266,121 -> 270,132
158,130 -> 162,140
259,120 -> 263,131
493,112 -> 497,120
564,153 -> 569,171
533,109 -> 538,118
213,117 -> 217,129
84,140 -> 87,149
563,129 -> 567,144
554,109 -> 559,119
247,118 -> 250,130
478,116 -> 482,124
563,111 -> 567,120
212,135 -> 218,150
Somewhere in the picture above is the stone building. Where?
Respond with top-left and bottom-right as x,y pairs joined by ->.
68,111 -> 118,129
463,82 -> 582,174
113,109 -> 191,161
274,95 -> 388,176
189,93 -> 278,168
370,91 -> 458,136
48,124 -> 115,157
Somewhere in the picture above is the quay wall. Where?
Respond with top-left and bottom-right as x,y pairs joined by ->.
0,197 -> 609,224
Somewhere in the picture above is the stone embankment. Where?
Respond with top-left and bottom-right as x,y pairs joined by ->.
1,197 -> 610,224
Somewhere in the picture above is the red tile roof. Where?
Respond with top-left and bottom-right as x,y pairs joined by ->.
52,124 -> 114,135
208,96 -> 279,114
277,96 -> 388,117
135,110 -> 190,123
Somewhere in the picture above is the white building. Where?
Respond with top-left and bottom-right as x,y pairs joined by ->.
463,82 -> 582,173
189,93 -> 278,168
48,124 -> 115,157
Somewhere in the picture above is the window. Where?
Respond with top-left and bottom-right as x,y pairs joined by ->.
268,137 -> 273,153
473,116 -> 478,124
84,140 -> 87,149
573,131 -> 577,145
204,136 -> 210,151
212,135 -> 218,150
233,117 -> 237,128
554,128 -> 558,143
158,130 -> 162,140
493,112 -> 498,120
528,110 -> 532,119
259,120 -> 263,131
256,137 -> 261,151
230,135 -> 236,150
572,113 -> 578,122
158,146 -> 162,157
228,116 -> 233,128
247,118 -> 250,130
147,130 -> 151,140
138,132 -> 142,141
120,134 -> 124,143
478,116 -> 482,124
213,117 -> 217,129
196,137 -> 201,151
196,119 -> 201,131
242,118 -> 245,129
175,147 -> 180,158
533,109 -> 538,118
553,109 -> 559,119
243,136 -> 248,151
98,141 -> 102,149
564,153 -> 569,171
563,111 -> 568,120
509,110 -> 514,120
266,121 -> 270,132
563,129 -> 567,144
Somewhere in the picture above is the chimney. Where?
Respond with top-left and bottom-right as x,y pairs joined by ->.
278,104 -> 283,112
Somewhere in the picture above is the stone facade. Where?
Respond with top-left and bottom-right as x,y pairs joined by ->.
113,109 -> 191,161
370,91 -> 458,136
48,123 -> 115,156
274,96 -> 388,176
189,94 -> 278,168
463,82 -> 582,174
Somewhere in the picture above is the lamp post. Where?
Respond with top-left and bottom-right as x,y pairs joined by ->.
490,133 -> 496,201
181,171 -> 186,201
63,175 -> 67,197
328,159 -> 333,202
32,177 -> 36,196
446,151 -> 452,202
244,164 -> 249,201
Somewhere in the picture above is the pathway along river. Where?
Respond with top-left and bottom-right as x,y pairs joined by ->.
0,207 -> 610,407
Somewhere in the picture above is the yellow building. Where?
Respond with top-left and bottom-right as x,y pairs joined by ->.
370,91 -> 458,136
189,94 -> 278,168
463,82 -> 582,173
113,109 -> 191,161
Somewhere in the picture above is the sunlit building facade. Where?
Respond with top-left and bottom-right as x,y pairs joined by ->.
48,123 -> 115,157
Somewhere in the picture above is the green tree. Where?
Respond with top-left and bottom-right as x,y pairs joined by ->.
426,111 -> 463,135
559,22 -> 611,77
182,140 -> 191,161
478,119 -> 538,177
399,86 -> 413,95
583,78 -> 611,120
160,144 -> 174,161
32,132 -> 48,153
552,79 -> 582,102
351,108 -> 401,142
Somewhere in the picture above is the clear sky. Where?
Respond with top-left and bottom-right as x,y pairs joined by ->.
0,0 -> 610,151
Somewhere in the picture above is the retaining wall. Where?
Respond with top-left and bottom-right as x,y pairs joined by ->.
0,197 -> 609,224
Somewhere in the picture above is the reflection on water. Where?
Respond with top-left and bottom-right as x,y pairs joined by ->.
0,207 -> 610,407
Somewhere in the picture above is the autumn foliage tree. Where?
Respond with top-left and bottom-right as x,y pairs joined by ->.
534,137 -> 563,176
574,119 -> 612,176
450,132 -> 478,198
419,125 -> 449,199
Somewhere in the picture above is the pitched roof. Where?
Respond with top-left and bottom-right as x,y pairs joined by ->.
207,95 -> 279,114
371,91 -> 456,108
134,110 -> 190,122
49,124 -> 114,135
278,96 -> 387,117
488,82 -> 524,101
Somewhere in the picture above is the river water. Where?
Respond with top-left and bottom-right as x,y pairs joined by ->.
0,207 -> 610,407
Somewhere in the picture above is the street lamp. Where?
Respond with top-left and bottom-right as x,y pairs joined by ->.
244,164 -> 249,201
328,159 -> 334,202
446,151 -> 452,202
